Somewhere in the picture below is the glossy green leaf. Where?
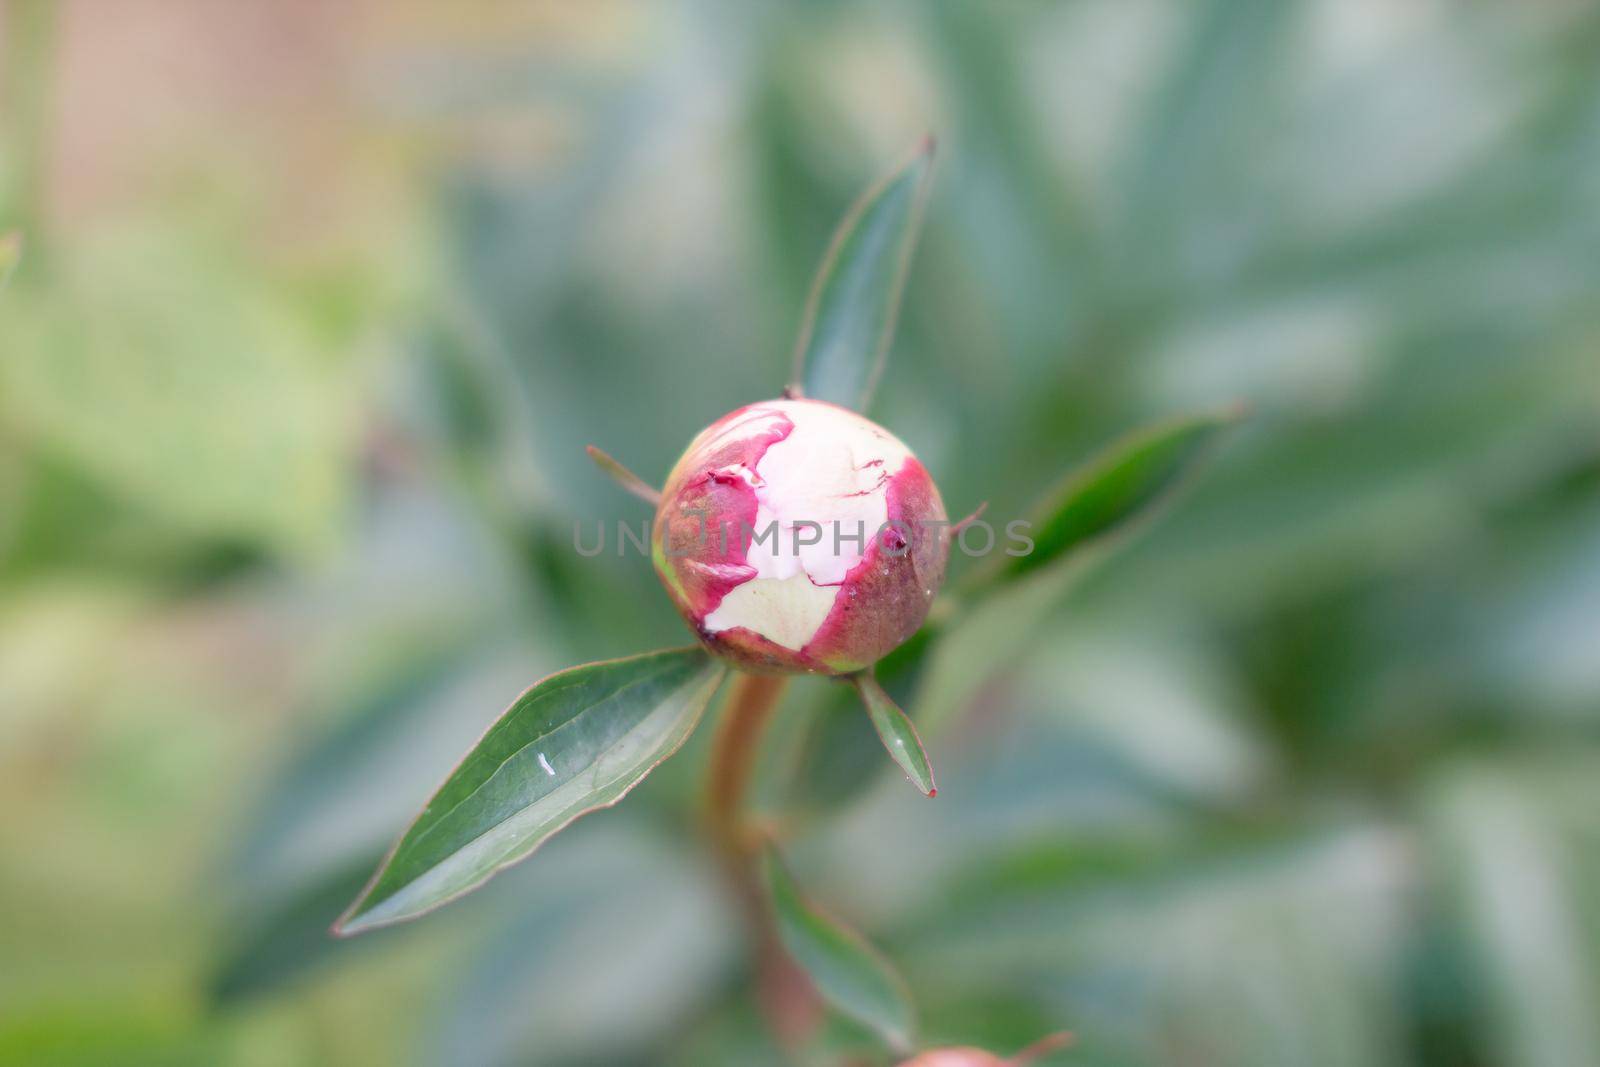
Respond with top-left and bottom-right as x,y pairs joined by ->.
335,647 -> 726,935
0,231 -> 20,288
853,673 -> 936,797
982,408 -> 1242,588
791,139 -> 934,411
763,846 -> 915,1053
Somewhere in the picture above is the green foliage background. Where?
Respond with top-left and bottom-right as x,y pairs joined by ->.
2,1 -> 1598,1064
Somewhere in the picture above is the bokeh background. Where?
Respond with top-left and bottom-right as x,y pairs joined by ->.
3,1 -> 1599,1064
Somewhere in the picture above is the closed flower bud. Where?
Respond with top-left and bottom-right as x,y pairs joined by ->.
895,1032 -> 1073,1067
653,398 -> 947,674
896,1052 -> 1008,1067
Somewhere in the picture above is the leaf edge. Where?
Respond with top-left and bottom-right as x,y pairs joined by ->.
331,646 -> 727,937
788,135 -> 937,411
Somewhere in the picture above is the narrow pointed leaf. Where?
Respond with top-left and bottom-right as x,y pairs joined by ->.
335,647 -> 726,935
585,444 -> 661,506
976,407 -> 1243,590
791,138 -> 934,410
763,846 -> 916,1053
853,673 -> 936,797
779,624 -> 939,816
0,231 -> 20,289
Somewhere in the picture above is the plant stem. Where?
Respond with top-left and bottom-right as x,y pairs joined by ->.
704,671 -> 821,1051
706,672 -> 784,841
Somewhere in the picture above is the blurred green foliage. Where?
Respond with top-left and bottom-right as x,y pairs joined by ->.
3,1 -> 1599,1065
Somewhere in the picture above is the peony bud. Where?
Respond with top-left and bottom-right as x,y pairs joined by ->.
896,1052 -> 1008,1067
895,1032 -> 1073,1067
653,398 -> 947,674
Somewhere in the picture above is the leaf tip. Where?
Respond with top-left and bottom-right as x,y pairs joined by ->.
1008,1030 -> 1076,1066
917,132 -> 937,160
328,895 -> 377,938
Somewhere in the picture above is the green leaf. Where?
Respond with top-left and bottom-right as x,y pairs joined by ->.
774,625 -> 938,816
982,407 -> 1242,588
424,827 -> 736,1066
901,825 -> 1408,1067
0,231 -> 20,288
763,846 -> 916,1053
1116,0 -> 1302,277
217,645 -> 557,1008
918,550 -> 1103,737
919,2 -> 1095,369
210,853 -> 387,1004
853,673 -> 936,797
232,638 -> 489,896
335,647 -> 726,935
912,413 -> 1237,737
791,138 -> 935,411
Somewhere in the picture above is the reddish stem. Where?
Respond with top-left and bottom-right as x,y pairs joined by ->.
704,672 -> 822,1051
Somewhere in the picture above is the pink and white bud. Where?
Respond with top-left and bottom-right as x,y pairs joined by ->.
653,398 -> 948,674
896,1052 -> 1008,1067
895,1032 -> 1074,1067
